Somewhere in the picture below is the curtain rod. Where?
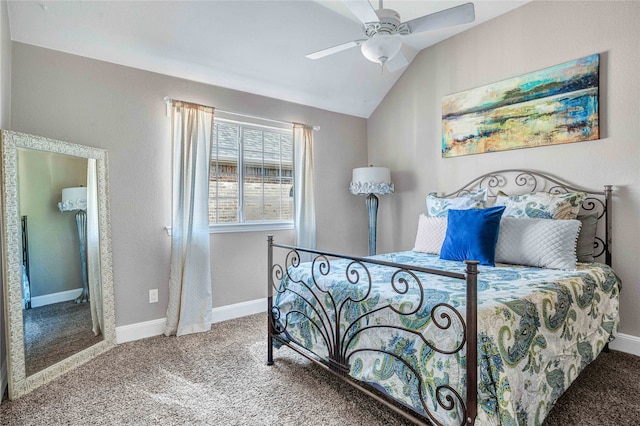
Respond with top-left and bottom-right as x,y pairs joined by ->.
163,97 -> 320,131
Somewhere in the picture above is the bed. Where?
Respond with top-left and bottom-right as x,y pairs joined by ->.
266,169 -> 620,426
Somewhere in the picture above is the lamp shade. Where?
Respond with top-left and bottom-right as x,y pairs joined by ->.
58,186 -> 87,212
349,166 -> 394,195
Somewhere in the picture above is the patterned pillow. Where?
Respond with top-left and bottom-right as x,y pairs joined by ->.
426,188 -> 487,218
413,214 -> 447,254
494,191 -> 586,220
495,217 -> 582,270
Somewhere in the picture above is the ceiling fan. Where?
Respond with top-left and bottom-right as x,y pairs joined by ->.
306,0 -> 475,72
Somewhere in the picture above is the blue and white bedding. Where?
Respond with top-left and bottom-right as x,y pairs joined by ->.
21,264 -> 31,309
273,251 -> 620,425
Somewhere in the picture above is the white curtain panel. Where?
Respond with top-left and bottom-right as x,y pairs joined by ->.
293,124 -> 316,260
164,102 -> 214,336
86,159 -> 103,336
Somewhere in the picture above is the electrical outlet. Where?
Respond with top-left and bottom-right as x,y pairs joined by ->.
149,289 -> 158,303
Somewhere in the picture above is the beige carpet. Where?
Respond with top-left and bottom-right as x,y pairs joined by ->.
1,313 -> 639,425
23,301 -> 102,376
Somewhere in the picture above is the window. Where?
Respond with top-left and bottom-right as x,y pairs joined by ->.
209,118 -> 293,232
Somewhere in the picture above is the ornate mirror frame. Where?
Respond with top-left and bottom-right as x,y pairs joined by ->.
1,130 -> 116,399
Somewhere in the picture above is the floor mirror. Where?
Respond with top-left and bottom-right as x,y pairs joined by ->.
1,130 -> 116,399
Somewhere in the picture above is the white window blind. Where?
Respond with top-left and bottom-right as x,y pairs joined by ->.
210,118 -> 293,232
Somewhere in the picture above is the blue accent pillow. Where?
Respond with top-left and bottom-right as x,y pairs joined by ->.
439,206 -> 506,266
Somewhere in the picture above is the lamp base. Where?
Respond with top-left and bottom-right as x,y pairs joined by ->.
365,193 -> 379,256
73,210 -> 90,304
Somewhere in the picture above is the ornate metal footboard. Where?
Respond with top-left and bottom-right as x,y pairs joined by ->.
267,236 -> 480,426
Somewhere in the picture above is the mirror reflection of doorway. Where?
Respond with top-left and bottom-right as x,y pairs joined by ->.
17,148 -> 102,376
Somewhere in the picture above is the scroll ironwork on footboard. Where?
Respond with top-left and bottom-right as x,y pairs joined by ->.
267,235 -> 480,426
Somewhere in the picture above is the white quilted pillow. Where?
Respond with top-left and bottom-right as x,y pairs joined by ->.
413,214 -> 447,254
495,217 -> 582,270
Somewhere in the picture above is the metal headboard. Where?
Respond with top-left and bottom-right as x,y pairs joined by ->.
21,215 -> 32,309
438,169 -> 612,266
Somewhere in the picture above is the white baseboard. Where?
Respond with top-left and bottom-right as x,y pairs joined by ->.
115,317 -> 166,344
116,297 -> 267,344
31,288 -> 83,308
210,298 -> 266,323
114,300 -> 640,357
609,332 -> 640,356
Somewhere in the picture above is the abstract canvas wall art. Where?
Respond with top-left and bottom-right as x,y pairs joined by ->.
442,54 -> 599,158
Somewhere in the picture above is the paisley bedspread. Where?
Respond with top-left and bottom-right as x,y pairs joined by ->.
272,251 -> 620,426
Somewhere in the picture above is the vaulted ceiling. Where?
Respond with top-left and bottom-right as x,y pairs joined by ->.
7,1 -> 528,118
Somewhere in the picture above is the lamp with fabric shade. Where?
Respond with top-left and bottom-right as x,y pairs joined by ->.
58,187 -> 87,212
349,166 -> 394,256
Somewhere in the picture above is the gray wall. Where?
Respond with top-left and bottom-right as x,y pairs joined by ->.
368,1 -> 640,338
0,0 -> 11,398
0,0 -> 8,128
10,43 -> 368,327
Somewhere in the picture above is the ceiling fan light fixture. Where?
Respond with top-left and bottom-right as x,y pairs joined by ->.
360,34 -> 401,65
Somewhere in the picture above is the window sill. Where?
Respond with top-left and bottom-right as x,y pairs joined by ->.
164,222 -> 294,236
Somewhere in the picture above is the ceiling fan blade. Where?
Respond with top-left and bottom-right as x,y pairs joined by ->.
405,2 -> 475,34
343,0 -> 379,24
385,50 -> 409,73
305,40 -> 367,60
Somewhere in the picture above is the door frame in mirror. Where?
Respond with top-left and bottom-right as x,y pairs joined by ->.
1,130 -> 116,399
